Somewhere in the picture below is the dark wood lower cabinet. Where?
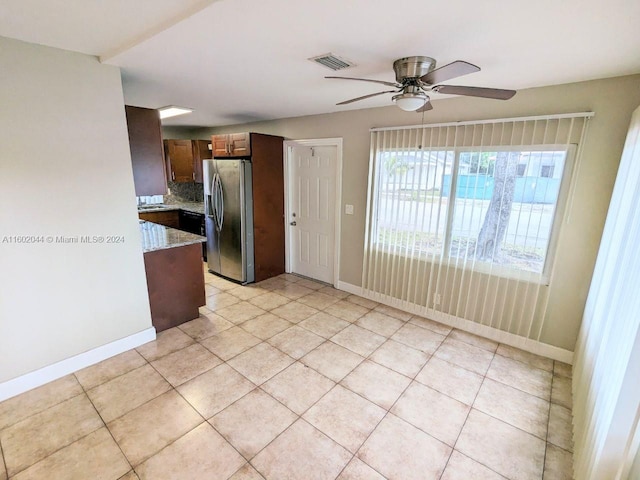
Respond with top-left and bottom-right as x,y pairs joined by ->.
138,210 -> 180,229
143,243 -> 205,332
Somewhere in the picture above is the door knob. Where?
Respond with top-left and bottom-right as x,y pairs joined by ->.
290,221 -> 297,226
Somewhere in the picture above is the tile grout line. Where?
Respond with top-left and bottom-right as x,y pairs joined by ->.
299,339 -> 365,382
0,382 -> 87,434
437,344 -> 504,480
451,341 -> 556,477
1,389 -> 106,477
475,352 -> 554,401
256,298 -> 460,475
81,356 -> 217,471
4,377 -> 131,479
73,373 -> 138,476
429,327 -> 467,480
219,298 -> 394,478
541,368 -> 556,478
159,339 -> 283,474
0,355 -> 158,474
232,343 -> 351,475
0,436 -> 6,480
540,364 -> 577,473
2,274 -> 565,479
428,338 -> 559,443
0,278 -> 317,478
137,360 -> 251,474
341,325 -> 452,479
334,321 -> 443,479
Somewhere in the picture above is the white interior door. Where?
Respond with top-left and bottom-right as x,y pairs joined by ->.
288,145 -> 337,283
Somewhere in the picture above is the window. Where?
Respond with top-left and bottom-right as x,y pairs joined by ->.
364,114 -> 591,337
373,146 -> 570,277
376,150 -> 453,256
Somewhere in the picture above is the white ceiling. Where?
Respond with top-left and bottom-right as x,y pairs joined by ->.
2,0 -> 639,127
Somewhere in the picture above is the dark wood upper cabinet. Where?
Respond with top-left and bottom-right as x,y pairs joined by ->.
211,133 -> 251,157
164,139 -> 212,183
211,135 -> 230,157
165,139 -> 193,182
125,105 -> 167,196
229,132 -> 251,156
192,140 -> 212,183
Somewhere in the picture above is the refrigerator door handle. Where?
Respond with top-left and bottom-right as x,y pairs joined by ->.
239,162 -> 246,267
205,193 -> 213,218
208,173 -> 218,221
213,174 -> 222,231
217,177 -> 224,230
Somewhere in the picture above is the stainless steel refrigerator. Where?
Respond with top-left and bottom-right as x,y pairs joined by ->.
203,159 -> 255,284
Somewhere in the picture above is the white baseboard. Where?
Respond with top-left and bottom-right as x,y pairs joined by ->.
337,281 -> 364,296
0,327 -> 156,402
336,281 -> 573,364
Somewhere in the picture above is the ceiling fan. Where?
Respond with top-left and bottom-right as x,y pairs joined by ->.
326,56 -> 516,112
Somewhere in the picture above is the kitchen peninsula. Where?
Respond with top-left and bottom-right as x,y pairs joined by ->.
139,220 -> 206,332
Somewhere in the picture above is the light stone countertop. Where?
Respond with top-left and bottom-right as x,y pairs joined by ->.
137,201 -> 205,215
139,220 -> 206,253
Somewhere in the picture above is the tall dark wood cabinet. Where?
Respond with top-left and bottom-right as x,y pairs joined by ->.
211,132 -> 285,282
125,106 -> 167,196
251,133 -> 285,282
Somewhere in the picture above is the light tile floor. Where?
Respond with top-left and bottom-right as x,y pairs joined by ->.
0,269 -> 575,480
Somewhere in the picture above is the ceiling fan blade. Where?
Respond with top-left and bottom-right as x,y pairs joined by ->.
326,76 -> 400,88
434,85 -> 516,100
337,90 -> 397,105
420,60 -> 480,85
416,99 -> 433,112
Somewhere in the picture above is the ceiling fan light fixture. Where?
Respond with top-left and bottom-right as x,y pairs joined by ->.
392,92 -> 427,111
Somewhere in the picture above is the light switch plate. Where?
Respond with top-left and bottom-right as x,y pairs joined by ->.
345,204 -> 354,215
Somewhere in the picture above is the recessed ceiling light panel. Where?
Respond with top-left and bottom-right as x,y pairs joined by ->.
158,106 -> 193,119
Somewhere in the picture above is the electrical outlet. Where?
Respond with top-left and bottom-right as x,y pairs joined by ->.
433,293 -> 441,305
345,204 -> 354,215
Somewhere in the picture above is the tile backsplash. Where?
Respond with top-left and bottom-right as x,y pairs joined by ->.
165,181 -> 204,204
136,182 -> 204,206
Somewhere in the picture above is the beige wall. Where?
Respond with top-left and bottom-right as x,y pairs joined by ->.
0,37 -> 153,382
161,126 -> 196,140
631,447 -> 640,480
191,74 -> 640,350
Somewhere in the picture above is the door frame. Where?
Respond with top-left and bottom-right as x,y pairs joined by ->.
283,138 -> 343,287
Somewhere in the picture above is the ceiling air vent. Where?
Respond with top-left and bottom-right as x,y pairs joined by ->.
309,53 -> 355,71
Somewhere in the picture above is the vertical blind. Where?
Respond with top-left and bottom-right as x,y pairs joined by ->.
573,106 -> 640,479
362,113 -> 592,342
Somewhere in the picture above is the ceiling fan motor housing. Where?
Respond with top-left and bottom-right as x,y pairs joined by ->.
393,56 -> 436,83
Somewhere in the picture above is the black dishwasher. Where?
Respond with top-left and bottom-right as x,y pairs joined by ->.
179,210 -> 207,260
